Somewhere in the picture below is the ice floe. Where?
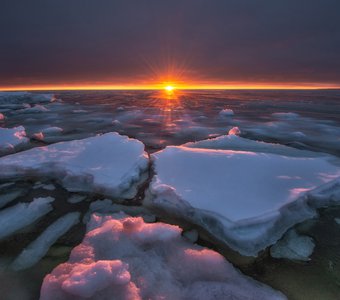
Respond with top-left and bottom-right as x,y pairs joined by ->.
32,127 -> 64,141
0,182 -> 15,190
0,189 -> 26,209
32,182 -> 56,191
146,137 -> 340,256
0,126 -> 29,156
183,133 -> 323,157
219,108 -> 234,117
270,229 -> 315,261
0,197 -> 54,240
41,126 -> 63,135
11,212 -> 80,270
0,133 -> 149,199
67,194 -> 87,204
40,213 -> 286,299
31,127 -> 64,142
42,184 -> 56,191
18,104 -> 49,113
72,109 -> 88,113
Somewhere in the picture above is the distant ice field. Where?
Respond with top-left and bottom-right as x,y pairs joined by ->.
1,90 -> 340,154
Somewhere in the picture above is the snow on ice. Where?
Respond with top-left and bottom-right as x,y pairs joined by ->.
182,133 -> 322,157
40,213 -> 286,300
146,136 -> 340,256
0,133 -> 149,199
0,126 -> 29,156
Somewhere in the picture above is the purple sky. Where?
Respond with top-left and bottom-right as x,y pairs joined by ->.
1,0 -> 340,88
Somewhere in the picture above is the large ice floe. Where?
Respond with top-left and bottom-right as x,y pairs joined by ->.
0,133 -> 149,199
0,126 -> 29,156
40,213 -> 286,300
146,134 -> 340,256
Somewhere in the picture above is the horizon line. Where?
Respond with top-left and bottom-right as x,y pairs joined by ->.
1,83 -> 340,91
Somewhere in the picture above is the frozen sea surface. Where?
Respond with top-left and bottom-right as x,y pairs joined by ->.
0,90 -> 339,300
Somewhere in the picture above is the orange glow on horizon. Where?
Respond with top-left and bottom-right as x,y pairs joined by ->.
0,82 -> 339,91
1,52 -> 339,91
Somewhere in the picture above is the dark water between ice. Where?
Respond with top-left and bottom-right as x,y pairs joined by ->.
1,89 -> 340,299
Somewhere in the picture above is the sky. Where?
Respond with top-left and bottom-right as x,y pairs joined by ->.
1,0 -> 340,90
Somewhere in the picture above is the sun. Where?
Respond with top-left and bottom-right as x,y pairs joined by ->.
165,85 -> 174,92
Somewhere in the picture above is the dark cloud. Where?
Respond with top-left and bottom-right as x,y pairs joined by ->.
1,0 -> 339,86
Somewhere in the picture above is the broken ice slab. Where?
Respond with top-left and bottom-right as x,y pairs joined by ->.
0,197 -> 54,240
0,126 -> 29,156
11,212 -> 80,271
146,136 -> 340,256
0,132 -> 149,199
